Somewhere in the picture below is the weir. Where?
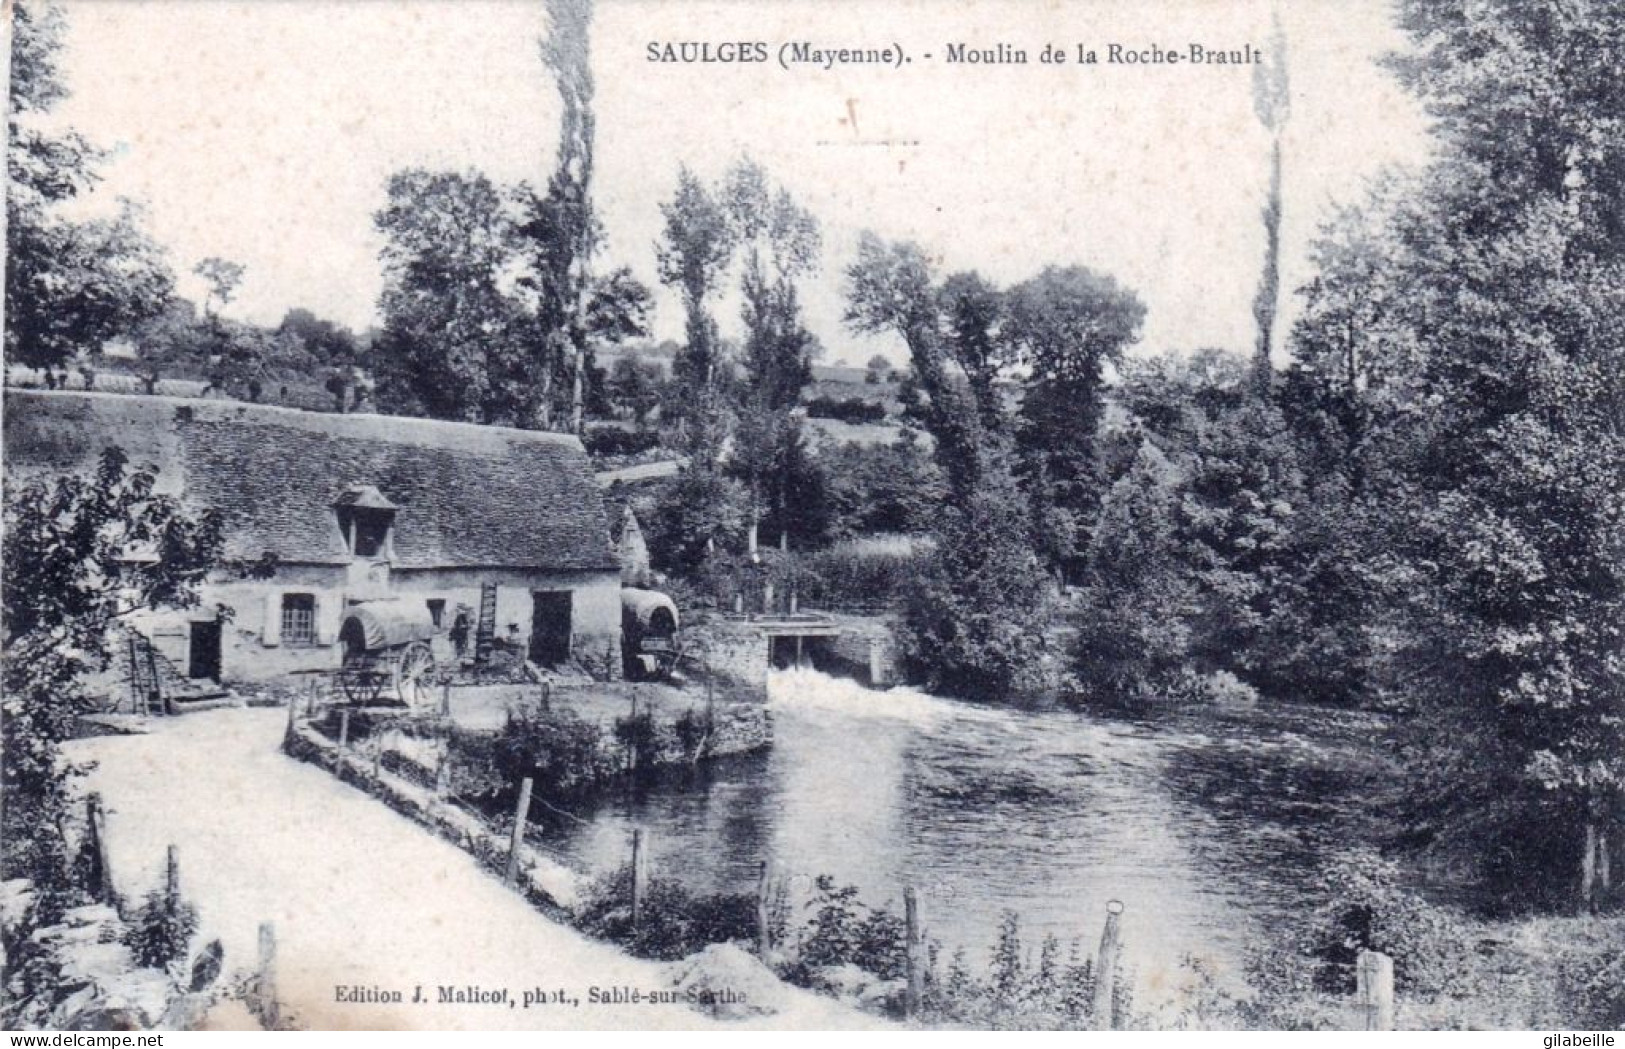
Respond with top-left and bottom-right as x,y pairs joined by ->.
743,613 -> 897,688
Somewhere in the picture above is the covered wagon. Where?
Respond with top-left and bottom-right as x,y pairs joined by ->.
621,587 -> 680,680
336,599 -> 439,705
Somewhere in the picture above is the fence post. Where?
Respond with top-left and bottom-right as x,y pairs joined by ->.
84,794 -> 115,906
504,776 -> 533,887
338,708 -> 351,750
904,886 -> 924,1020
440,679 -> 452,717
630,829 -> 649,930
1356,949 -> 1395,1030
627,693 -> 640,773
435,747 -> 451,800
1091,900 -> 1124,1030
755,862 -> 772,959
256,922 -> 280,1029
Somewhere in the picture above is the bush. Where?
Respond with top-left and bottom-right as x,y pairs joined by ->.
582,426 -> 661,460
788,876 -> 908,983
805,396 -> 886,425
611,710 -> 660,770
491,700 -> 619,797
572,863 -> 756,961
1300,849 -> 1471,998
123,889 -> 198,970
672,706 -> 715,762
799,541 -> 929,612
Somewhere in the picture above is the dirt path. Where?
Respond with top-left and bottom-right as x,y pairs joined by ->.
67,709 -> 875,1030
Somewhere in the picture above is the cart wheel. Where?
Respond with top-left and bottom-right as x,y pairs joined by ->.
393,641 -> 437,707
336,666 -> 368,705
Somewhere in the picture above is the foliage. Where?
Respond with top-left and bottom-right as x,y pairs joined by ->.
1005,265 -> 1146,577
611,710 -> 659,769
1070,439 -> 1193,700
804,395 -> 886,425
1249,13 -> 1290,391
123,889 -> 199,970
786,876 -> 907,984
1300,849 -> 1472,998
821,437 -> 944,539
6,1 -> 174,372
372,169 -> 537,425
603,354 -> 666,425
516,0 -> 600,432
897,456 -> 1057,699
580,425 -> 661,460
1286,0 -> 1625,908
656,166 -> 735,434
491,699 -> 619,797
672,705 -> 715,762
1,450 -> 241,799
647,465 -> 750,575
793,538 -> 930,611
572,863 -> 756,961
846,235 -> 1059,699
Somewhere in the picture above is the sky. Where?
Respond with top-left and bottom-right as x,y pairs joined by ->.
49,0 -> 1432,365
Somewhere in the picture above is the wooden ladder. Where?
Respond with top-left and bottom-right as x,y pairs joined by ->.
127,633 -> 166,715
474,582 -> 498,666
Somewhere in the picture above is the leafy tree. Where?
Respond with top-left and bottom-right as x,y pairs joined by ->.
846,234 -> 1054,698
863,354 -> 891,384
647,465 -> 750,575
515,0 -> 608,433
1,450 -> 263,908
372,169 -> 536,425
939,271 -> 1010,432
822,435 -> 944,538
606,352 -> 664,425
896,446 -> 1056,699
129,298 -> 211,393
5,1 -> 174,376
656,166 -> 736,450
719,159 -> 823,551
193,257 -> 244,316
1289,0 -> 1625,908
278,307 -> 365,411
845,235 -> 986,495
1005,266 -> 1145,579
1249,13 -> 1291,393
1070,439 -> 1192,699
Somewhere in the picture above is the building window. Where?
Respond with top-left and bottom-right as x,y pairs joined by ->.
351,510 -> 391,557
281,593 -> 316,646
426,599 -> 445,629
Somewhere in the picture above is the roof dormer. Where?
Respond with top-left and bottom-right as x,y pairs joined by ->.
334,485 -> 397,560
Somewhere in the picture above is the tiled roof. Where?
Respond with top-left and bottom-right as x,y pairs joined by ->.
4,390 -> 619,573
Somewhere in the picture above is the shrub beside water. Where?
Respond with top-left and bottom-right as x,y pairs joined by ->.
571,863 -> 760,961
123,889 -> 198,970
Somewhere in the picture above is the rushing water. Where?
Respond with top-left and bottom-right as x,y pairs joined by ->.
538,668 -> 1395,987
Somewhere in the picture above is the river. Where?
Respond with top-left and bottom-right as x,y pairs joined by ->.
537,668 -> 1396,991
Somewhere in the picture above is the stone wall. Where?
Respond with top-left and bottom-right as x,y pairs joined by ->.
683,615 -> 771,704
824,616 -> 900,687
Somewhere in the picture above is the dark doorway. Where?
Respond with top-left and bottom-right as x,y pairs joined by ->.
188,620 -> 222,680
530,591 -> 572,666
